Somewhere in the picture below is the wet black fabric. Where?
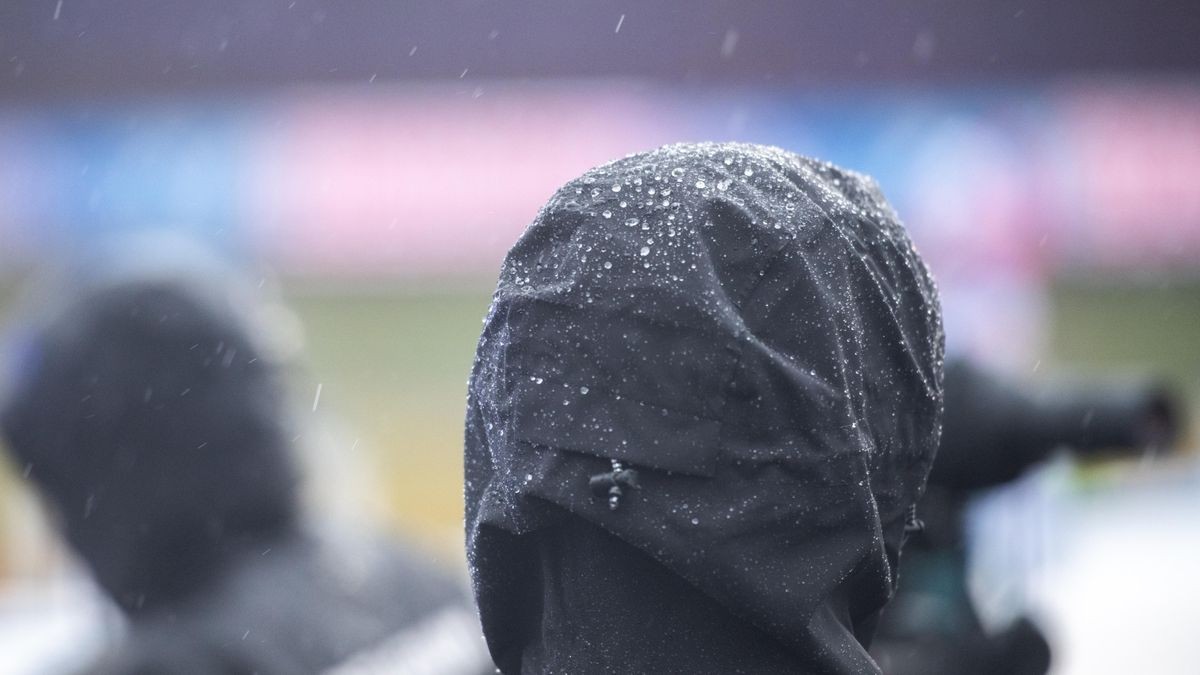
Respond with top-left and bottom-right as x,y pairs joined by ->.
0,275 -> 481,674
465,143 -> 944,673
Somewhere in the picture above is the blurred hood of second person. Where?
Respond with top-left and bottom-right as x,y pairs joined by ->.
0,239 -> 492,674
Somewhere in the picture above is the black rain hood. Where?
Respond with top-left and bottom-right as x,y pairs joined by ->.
465,143 -> 945,673
0,241 -> 299,614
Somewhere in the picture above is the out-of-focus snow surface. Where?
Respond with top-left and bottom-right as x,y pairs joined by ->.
971,455 -> 1200,675
0,570 -> 114,675
1033,461 -> 1200,675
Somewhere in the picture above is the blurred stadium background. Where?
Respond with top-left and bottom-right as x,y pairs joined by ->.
0,2 -> 1198,672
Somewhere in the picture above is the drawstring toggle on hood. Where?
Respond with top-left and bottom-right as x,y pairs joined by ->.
588,459 -> 640,510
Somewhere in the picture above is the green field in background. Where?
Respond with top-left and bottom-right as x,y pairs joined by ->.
1048,280 -> 1200,379
0,278 -> 1197,551
283,287 -> 494,540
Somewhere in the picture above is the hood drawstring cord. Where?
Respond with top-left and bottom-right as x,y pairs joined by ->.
903,503 -> 925,536
589,459 -> 640,510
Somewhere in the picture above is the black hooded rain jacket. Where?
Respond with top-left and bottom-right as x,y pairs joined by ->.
465,142 -> 945,674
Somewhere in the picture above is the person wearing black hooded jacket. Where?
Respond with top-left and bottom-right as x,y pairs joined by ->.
0,246 -> 492,675
465,142 -> 945,673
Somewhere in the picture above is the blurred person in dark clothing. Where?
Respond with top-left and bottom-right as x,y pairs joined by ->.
0,239 -> 491,674
871,358 -> 1181,675
465,143 -> 945,673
